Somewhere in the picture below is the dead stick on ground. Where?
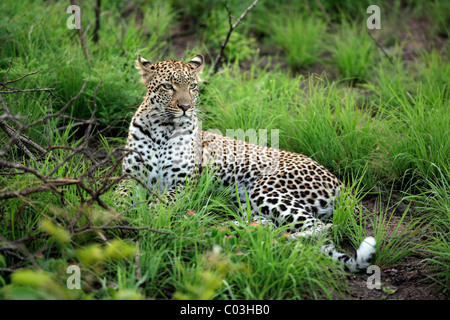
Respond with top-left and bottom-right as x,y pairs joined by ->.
212,0 -> 259,74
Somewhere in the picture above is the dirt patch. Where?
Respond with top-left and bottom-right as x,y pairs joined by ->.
346,255 -> 447,300
345,194 -> 448,300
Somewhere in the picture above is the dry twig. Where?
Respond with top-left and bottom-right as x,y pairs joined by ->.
368,31 -> 394,66
212,0 -> 260,74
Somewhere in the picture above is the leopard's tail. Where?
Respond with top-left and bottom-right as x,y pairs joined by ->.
321,236 -> 376,273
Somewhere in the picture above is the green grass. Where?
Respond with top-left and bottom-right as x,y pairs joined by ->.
266,12 -> 327,70
0,0 -> 176,126
1,0 -> 449,300
404,162 -> 450,292
329,20 -> 377,83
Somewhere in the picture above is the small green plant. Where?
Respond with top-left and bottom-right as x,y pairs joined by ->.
370,203 -> 424,268
381,86 -> 450,183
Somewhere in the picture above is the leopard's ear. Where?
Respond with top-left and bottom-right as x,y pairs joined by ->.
136,55 -> 156,84
188,54 -> 204,74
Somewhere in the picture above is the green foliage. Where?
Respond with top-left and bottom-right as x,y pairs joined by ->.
215,223 -> 346,299
404,162 -> 450,291
330,20 -> 377,83
428,0 -> 450,37
40,219 -> 71,246
370,201 -> 425,268
1,269 -> 77,300
202,9 -> 258,64
173,245 -> 247,300
266,11 -> 327,70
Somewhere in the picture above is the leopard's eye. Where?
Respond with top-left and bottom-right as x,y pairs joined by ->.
189,83 -> 197,90
162,83 -> 174,90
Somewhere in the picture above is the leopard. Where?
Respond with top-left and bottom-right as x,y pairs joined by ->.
120,54 -> 376,273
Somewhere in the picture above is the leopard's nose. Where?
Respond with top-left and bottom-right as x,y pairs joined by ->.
178,104 -> 191,112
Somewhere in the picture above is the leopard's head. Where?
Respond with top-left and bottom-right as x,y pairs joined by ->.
136,55 -> 204,119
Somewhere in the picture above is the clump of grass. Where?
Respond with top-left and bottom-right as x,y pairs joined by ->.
382,85 -> 450,183
362,42 -> 413,107
218,224 -> 347,299
404,162 -> 450,292
370,202 -> 425,268
0,0 -> 177,125
330,20 -> 377,83
283,75 -> 385,189
427,0 -> 450,38
267,12 -> 327,70
331,175 -> 427,270
200,63 -> 294,138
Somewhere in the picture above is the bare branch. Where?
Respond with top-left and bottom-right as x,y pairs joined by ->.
0,87 -> 55,94
0,159 -> 47,181
213,0 -> 260,74
26,79 -> 89,129
368,31 -> 394,66
0,59 -> 14,86
1,68 -> 44,86
0,235 -> 41,269
0,121 -> 37,160
0,79 -> 88,159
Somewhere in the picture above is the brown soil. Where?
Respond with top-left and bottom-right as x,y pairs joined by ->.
343,194 -> 448,300
346,255 -> 447,300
